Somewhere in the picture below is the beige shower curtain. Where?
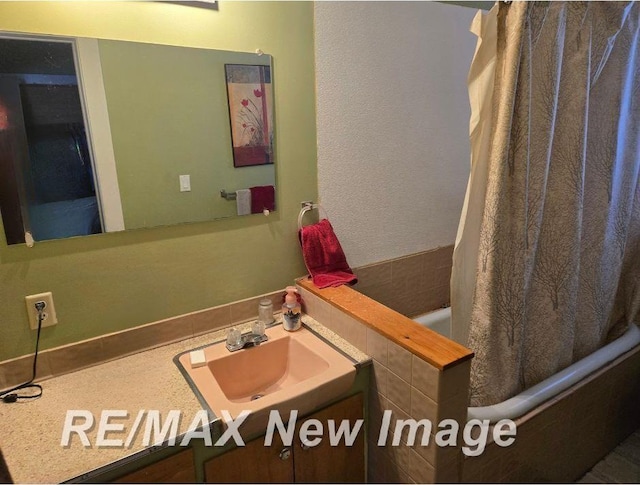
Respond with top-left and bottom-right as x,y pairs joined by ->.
454,1 -> 640,407
451,4 -> 498,346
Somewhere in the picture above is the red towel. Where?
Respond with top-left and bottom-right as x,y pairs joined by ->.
250,185 -> 275,214
299,219 -> 357,288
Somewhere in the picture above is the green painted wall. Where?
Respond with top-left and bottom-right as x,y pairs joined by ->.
98,41 -> 275,227
0,1 -> 316,361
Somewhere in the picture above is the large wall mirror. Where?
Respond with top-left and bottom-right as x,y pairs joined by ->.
0,33 -> 275,245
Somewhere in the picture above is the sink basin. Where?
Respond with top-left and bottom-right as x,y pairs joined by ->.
175,324 -> 356,433
209,336 -> 331,402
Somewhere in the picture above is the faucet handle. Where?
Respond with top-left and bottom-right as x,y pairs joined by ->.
225,327 -> 268,352
252,320 -> 266,337
226,327 -> 242,348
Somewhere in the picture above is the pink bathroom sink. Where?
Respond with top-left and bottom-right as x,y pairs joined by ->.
176,324 -> 356,434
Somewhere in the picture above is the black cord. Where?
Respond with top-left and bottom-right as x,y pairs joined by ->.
0,308 -> 44,403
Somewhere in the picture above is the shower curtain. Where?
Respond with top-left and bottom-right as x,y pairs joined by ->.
453,1 -> 640,407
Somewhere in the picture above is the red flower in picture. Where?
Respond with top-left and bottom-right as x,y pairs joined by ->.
235,93 -> 267,148
225,64 -> 273,166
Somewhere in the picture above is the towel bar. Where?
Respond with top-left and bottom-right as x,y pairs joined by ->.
220,190 -> 237,201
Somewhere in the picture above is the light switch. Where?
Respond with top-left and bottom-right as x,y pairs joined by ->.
179,174 -> 191,192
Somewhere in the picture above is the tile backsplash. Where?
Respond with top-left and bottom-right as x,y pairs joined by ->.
353,245 -> 453,318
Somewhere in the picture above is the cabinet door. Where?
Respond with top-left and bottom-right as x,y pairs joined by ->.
294,393 -> 364,483
204,432 -> 293,483
114,448 -> 195,483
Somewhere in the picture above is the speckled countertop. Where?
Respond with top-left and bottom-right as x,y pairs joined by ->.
0,315 -> 369,484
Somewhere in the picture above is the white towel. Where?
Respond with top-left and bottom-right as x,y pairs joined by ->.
236,189 -> 251,216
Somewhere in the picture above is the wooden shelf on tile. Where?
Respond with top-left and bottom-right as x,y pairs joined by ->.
297,277 -> 473,370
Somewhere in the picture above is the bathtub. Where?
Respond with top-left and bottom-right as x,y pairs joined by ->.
413,307 -> 640,422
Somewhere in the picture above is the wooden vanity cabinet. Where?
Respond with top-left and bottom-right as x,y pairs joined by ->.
204,429 -> 294,483
293,393 -> 364,483
113,448 -> 195,483
204,393 -> 364,483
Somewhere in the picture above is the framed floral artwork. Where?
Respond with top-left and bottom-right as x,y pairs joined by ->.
225,64 -> 274,167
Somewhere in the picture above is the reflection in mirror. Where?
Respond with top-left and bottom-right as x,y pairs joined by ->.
0,33 -> 276,245
0,37 -> 101,244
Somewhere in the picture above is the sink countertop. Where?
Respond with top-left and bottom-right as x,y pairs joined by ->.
0,314 -> 370,484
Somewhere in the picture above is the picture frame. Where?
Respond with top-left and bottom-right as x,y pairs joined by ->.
224,64 -> 274,168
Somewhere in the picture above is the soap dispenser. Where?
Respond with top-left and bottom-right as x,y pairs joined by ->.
282,286 -> 302,331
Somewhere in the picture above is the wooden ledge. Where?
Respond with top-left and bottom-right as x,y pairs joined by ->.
297,277 -> 474,370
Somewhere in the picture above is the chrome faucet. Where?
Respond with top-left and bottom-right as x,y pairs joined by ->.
226,329 -> 268,352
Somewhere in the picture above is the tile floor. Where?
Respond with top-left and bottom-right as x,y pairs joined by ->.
577,428 -> 640,483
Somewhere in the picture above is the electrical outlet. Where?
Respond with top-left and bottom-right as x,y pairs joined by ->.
25,292 -> 58,330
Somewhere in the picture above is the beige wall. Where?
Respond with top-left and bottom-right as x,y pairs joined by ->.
315,2 -> 477,268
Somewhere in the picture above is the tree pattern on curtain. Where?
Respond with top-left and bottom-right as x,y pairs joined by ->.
468,1 -> 640,407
